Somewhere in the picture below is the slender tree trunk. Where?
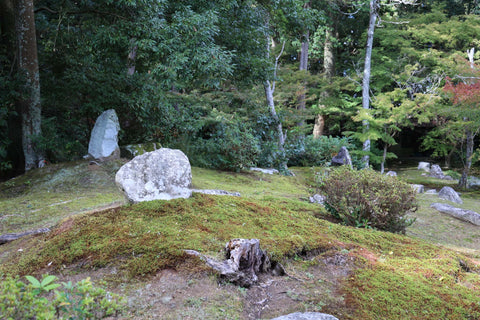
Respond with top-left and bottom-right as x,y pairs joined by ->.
127,39 -> 137,76
313,20 -> 336,138
297,31 -> 309,127
15,0 -> 44,170
380,143 -> 387,174
459,48 -> 476,188
264,39 -> 288,172
361,0 -> 379,167
459,129 -> 474,189
445,146 -> 456,169
297,1 -> 311,127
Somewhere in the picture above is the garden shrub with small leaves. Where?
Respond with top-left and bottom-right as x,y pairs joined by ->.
0,274 -> 125,320
319,167 -> 417,233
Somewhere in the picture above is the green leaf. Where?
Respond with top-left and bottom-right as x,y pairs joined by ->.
25,275 -> 41,288
40,275 -> 58,287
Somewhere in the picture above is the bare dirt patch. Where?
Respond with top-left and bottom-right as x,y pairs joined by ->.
53,250 -> 356,319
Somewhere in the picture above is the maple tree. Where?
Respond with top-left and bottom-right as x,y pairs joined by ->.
442,59 -> 480,188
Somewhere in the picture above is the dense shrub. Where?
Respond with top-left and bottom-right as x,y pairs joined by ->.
318,167 -> 417,233
176,117 -> 260,171
286,135 -> 355,167
0,274 -> 125,319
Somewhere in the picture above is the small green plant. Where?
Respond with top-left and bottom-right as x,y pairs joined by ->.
0,274 -> 125,319
319,167 -> 417,234
25,274 -> 61,295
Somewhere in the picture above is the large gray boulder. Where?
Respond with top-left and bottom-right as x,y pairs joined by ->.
438,186 -> 463,204
115,148 -> 192,203
88,109 -> 120,160
270,312 -> 339,320
430,203 -> 480,226
428,164 -> 453,180
331,147 -> 353,168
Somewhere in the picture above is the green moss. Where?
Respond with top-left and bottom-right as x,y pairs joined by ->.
3,163 -> 480,318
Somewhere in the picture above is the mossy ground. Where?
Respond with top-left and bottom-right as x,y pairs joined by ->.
1,161 -> 480,319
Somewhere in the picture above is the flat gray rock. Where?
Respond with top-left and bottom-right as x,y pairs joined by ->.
250,167 -> 279,174
430,203 -> 480,226
192,189 -> 241,197
270,312 -> 339,320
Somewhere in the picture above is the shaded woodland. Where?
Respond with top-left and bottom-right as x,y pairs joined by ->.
1,0 -> 480,185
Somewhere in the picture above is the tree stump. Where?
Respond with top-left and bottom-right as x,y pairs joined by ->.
185,238 -> 284,287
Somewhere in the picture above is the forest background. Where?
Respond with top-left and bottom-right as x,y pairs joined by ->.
1,0 -> 480,184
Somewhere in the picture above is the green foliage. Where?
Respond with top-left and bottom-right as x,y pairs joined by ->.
0,275 -> 124,319
286,135 -> 355,167
181,116 -> 260,171
25,274 -> 61,295
319,167 -> 417,234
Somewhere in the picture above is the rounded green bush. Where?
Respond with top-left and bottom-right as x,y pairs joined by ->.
319,167 -> 417,234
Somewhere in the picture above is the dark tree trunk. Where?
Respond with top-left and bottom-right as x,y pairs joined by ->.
14,0 -> 44,171
361,0 -> 379,167
459,129 -> 474,189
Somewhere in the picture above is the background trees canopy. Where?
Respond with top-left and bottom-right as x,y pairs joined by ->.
1,0 -> 480,186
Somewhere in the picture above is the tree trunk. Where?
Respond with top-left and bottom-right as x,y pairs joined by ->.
297,31 -> 309,127
297,1 -> 311,128
459,129 -> 474,189
313,20 -> 336,138
361,0 -> 379,168
15,0 -> 44,171
380,143 -> 387,174
445,146 -> 456,169
264,80 -> 288,172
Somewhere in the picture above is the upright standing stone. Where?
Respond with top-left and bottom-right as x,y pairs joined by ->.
331,147 -> 353,168
88,109 -> 120,160
115,148 -> 192,203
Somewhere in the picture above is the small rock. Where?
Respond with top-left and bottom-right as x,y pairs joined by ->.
250,167 -> 279,174
418,162 -> 431,172
411,184 -> 424,193
468,176 -> 480,189
309,194 -> 325,204
425,189 -> 438,195
438,186 -> 463,204
270,312 -> 339,320
192,189 -> 241,197
385,171 -> 397,177
160,296 -> 173,304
